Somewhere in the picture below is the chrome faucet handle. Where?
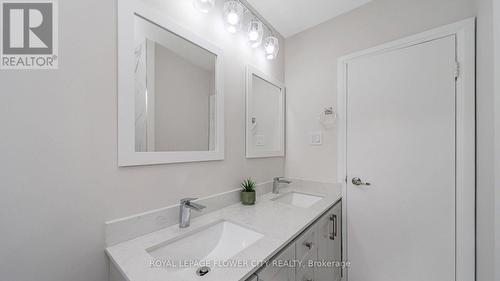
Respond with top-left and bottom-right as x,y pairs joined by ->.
274,177 -> 292,183
180,198 -> 206,211
187,201 -> 206,211
180,198 -> 198,204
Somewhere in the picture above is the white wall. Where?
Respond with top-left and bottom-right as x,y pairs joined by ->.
284,0 -> 476,183
285,0 -> 496,280
0,0 -> 285,281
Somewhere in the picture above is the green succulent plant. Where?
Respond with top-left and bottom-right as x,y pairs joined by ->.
241,178 -> 256,192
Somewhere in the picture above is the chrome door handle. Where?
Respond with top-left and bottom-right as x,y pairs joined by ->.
352,177 -> 371,186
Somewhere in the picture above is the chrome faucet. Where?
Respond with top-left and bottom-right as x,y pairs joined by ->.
179,198 -> 206,228
273,177 -> 292,194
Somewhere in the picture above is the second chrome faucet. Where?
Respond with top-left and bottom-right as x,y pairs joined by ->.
273,177 -> 292,194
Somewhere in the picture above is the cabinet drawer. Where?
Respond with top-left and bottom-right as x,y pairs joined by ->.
296,224 -> 318,262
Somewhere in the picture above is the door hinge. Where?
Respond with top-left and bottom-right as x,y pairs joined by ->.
454,61 -> 460,79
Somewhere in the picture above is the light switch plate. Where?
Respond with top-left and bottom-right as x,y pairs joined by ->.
256,135 -> 265,146
309,131 -> 322,146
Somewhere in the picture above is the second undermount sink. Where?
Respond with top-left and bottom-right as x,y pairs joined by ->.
273,192 -> 324,208
146,220 -> 263,273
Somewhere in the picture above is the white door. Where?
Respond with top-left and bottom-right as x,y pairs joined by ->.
346,36 -> 457,281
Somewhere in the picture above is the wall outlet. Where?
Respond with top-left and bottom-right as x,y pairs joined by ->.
309,131 -> 322,146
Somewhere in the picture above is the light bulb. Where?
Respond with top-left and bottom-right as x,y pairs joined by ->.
247,20 -> 263,48
227,12 -> 239,25
193,0 -> 215,13
223,1 -> 243,33
263,36 -> 279,60
249,30 -> 259,41
227,25 -> 237,33
265,45 -> 275,54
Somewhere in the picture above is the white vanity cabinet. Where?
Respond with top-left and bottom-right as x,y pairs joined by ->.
254,200 -> 342,281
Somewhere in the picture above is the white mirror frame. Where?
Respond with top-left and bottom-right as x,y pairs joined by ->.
245,65 -> 285,158
118,0 -> 224,166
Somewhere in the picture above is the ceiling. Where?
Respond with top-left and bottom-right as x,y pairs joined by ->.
245,0 -> 372,38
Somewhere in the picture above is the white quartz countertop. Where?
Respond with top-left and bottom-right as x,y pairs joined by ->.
106,182 -> 342,281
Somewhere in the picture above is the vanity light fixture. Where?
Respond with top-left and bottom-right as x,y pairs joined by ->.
223,0 -> 244,33
264,36 -> 279,60
195,0 -> 280,60
248,19 -> 263,48
193,0 -> 215,13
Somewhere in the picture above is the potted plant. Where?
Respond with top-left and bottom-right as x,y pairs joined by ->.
241,178 -> 256,205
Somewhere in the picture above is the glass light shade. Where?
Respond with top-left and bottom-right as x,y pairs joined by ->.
223,1 -> 244,33
248,20 -> 263,48
193,0 -> 215,13
226,24 -> 237,33
264,36 -> 279,60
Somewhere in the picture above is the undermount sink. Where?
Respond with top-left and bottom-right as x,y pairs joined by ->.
146,220 -> 263,272
273,192 -> 324,208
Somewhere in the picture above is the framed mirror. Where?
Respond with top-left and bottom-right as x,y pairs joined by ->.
118,0 -> 224,166
245,66 -> 285,158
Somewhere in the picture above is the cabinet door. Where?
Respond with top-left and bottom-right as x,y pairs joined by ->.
296,223 -> 318,280
316,202 -> 342,281
258,244 -> 296,281
296,265 -> 315,281
296,223 -> 318,262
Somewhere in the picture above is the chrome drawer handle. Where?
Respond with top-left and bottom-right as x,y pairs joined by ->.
333,214 -> 337,237
329,214 -> 337,240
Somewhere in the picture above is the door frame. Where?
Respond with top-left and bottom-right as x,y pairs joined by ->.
494,4 -> 500,280
337,18 -> 476,281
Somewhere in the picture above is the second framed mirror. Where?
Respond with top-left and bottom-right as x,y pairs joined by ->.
245,66 -> 285,158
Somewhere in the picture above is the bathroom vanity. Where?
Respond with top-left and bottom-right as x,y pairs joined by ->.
106,181 -> 342,281
248,201 -> 342,281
